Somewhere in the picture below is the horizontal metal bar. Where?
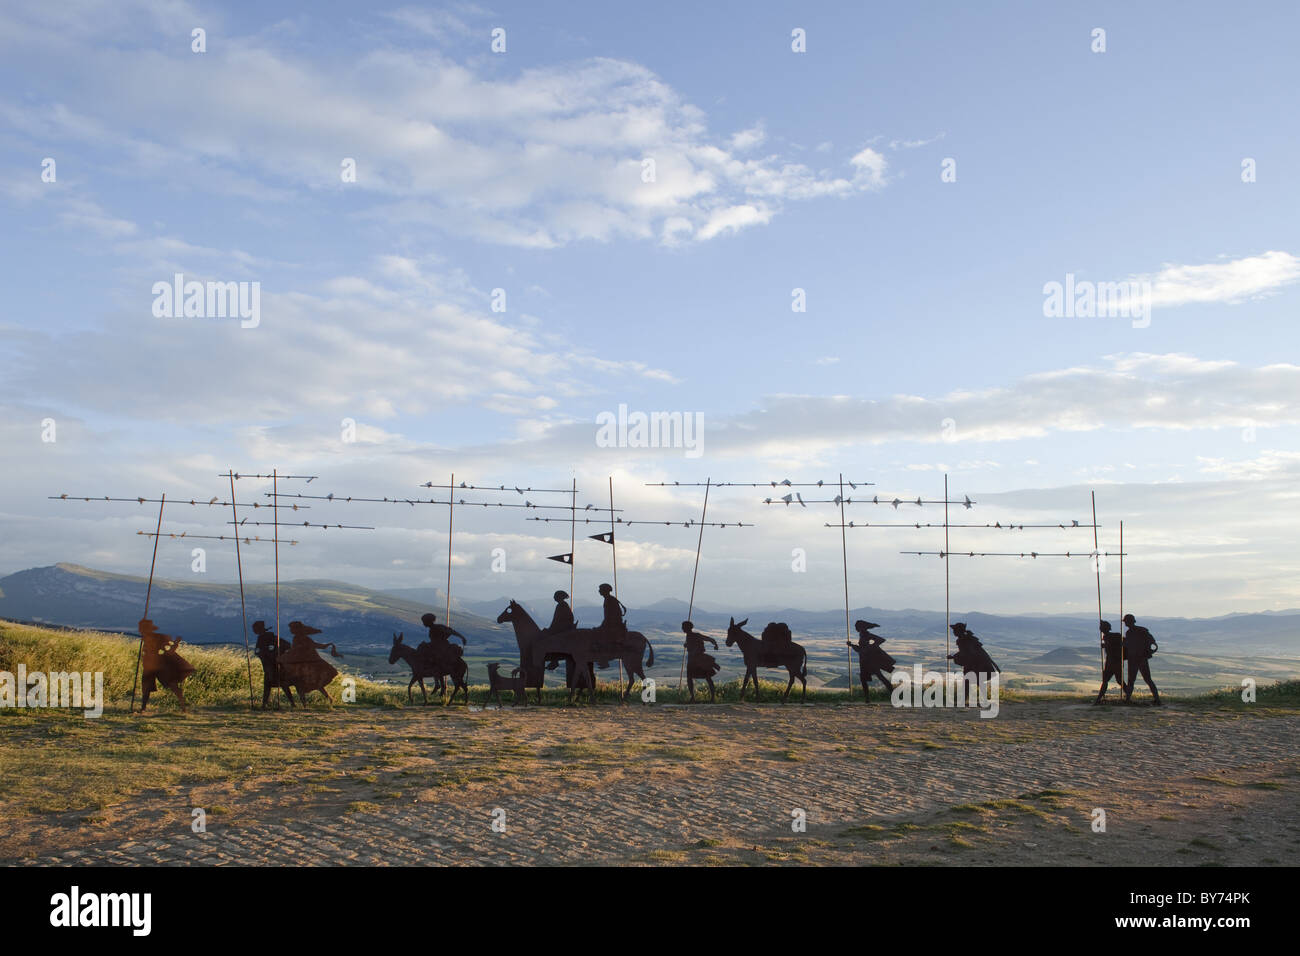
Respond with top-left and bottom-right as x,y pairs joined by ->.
49,495 -> 308,509
527,517 -> 751,527
420,482 -> 573,493
765,495 -> 976,507
826,521 -> 1098,529
262,492 -> 619,511
900,550 -> 1128,558
646,480 -> 875,488
226,520 -> 374,530
137,531 -> 300,545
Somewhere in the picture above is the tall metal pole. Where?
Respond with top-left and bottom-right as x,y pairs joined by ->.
1091,491 -> 1104,673
273,469 -> 281,659
129,493 -> 166,714
840,473 -> 853,698
1119,519 -> 1125,687
610,476 -> 623,691
944,473 -> 951,675
230,471 -> 256,711
569,478 -> 577,613
446,472 -> 455,626
680,478 -> 711,692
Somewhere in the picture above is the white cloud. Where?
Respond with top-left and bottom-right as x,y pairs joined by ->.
0,10 -> 888,248
729,123 -> 766,152
1143,251 -> 1300,307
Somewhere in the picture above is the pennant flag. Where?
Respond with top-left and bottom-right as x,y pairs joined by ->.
547,553 -> 574,564
589,532 -> 614,545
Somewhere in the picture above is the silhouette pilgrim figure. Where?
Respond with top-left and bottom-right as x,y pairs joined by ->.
252,620 -> 292,709
1121,613 -> 1161,705
137,618 -> 195,712
847,619 -> 896,701
948,622 -> 1000,703
545,590 -> 576,635
1093,620 -> 1124,704
279,621 -> 342,706
543,590 -> 577,672
419,612 -> 466,660
682,620 -> 721,703
598,583 -> 627,636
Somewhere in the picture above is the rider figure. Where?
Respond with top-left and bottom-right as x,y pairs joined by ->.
420,612 -> 466,664
545,590 -> 576,635
543,590 -> 575,671
598,583 -> 627,636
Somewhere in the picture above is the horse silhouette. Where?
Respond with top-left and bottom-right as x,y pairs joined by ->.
389,632 -> 468,705
725,617 -> 807,702
496,600 -> 590,703
527,620 -> 655,704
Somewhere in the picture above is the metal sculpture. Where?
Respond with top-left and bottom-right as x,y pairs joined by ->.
724,617 -> 808,702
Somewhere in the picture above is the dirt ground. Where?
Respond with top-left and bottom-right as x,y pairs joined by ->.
2,698 -> 1297,866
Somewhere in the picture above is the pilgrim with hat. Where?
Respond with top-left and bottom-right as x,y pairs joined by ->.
682,620 -> 721,703
136,618 -> 196,712
279,621 -> 343,705
846,619 -> 896,700
1121,613 -> 1161,705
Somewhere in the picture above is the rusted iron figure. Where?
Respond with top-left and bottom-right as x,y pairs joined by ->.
486,662 -> 528,706
847,619 -> 896,701
682,620 -> 720,703
414,612 -> 470,702
497,600 -> 578,702
724,617 -> 807,702
389,632 -> 468,705
137,618 -> 195,712
1121,614 -> 1161,705
252,620 -> 293,709
280,621 -> 342,706
948,622 -> 1000,703
1093,619 -> 1124,704
526,608 -> 654,704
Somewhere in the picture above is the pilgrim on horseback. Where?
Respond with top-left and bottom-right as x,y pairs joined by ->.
514,594 -> 655,704
544,590 -> 576,635
847,619 -> 897,701
682,620 -> 721,703
137,618 -> 196,712
496,599 -> 593,702
389,630 -> 469,705
542,590 -> 577,672
420,612 -> 466,663
597,583 -> 627,636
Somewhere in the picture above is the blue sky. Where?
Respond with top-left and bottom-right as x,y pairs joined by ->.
2,0 -> 1299,619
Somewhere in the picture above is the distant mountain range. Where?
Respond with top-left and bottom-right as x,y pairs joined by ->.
0,564 -> 510,653
2,564 -> 1298,662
